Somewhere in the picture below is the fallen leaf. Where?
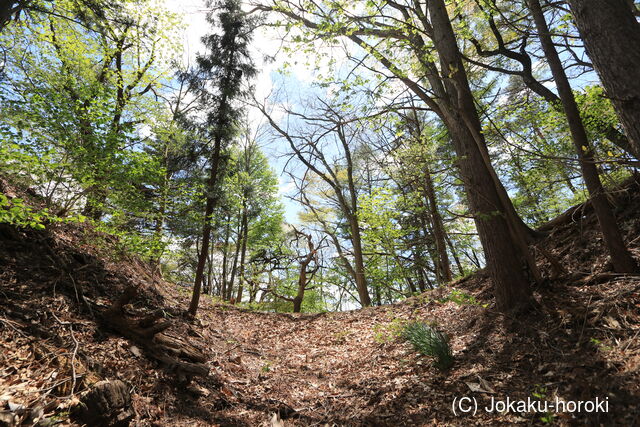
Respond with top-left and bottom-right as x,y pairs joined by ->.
130,346 -> 142,357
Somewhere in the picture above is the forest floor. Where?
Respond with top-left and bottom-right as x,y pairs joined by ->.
1,175 -> 640,426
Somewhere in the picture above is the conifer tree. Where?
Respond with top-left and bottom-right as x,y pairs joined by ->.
188,0 -> 256,316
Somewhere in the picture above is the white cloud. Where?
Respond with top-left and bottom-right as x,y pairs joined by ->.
278,179 -> 296,195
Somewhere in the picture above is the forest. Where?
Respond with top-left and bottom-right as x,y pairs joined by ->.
0,0 -> 639,425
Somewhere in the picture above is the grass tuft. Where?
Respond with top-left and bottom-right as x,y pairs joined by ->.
402,321 -> 453,371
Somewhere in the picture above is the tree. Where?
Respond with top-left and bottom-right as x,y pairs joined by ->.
258,97 -> 373,307
0,1 -> 125,34
226,138 -> 283,302
458,0 -> 639,160
187,0 -> 256,316
566,0 -> 640,158
527,0 -> 637,273
0,0 -> 179,222
267,226 -> 322,312
402,110 -> 453,285
259,0 -> 538,312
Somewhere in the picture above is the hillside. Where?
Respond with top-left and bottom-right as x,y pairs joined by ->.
1,175 -> 640,426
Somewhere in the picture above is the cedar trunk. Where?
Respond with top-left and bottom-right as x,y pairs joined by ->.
566,0 -> 640,158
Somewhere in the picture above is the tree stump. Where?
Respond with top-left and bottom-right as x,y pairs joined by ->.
72,380 -> 134,427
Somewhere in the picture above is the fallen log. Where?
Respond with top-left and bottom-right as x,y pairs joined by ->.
537,173 -> 640,233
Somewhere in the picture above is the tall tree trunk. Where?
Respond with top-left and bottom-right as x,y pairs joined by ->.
227,216 -> 244,301
188,132 -> 223,315
235,206 -> 249,303
566,0 -> 640,158
445,232 -> 465,277
374,285 -> 382,306
529,0 -> 637,273
205,230 -> 216,295
220,215 -> 231,299
428,0 -> 534,312
413,247 -> 428,292
408,109 -> 453,284
343,126 -> 372,307
421,220 -> 442,283
347,213 -> 372,307
247,280 -> 255,303
422,164 -> 453,283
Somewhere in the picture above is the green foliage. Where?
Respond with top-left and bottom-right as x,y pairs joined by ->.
0,194 -> 87,230
372,316 -> 406,344
438,289 -> 487,308
589,337 -> 613,352
0,0 -> 182,227
236,301 -> 268,311
0,195 -> 48,230
80,222 -> 166,263
531,385 -> 556,424
2,0 -> 635,318
401,321 -> 453,371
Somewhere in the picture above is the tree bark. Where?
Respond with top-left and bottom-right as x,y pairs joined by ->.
347,212 -> 372,307
227,218 -> 244,301
444,232 -> 464,277
566,0 -> 640,158
529,0 -> 637,273
428,0 -> 534,312
105,287 -> 209,379
423,163 -> 453,283
220,214 -> 231,299
292,229 -> 318,312
0,3 -> 20,32
412,247 -> 429,292
342,129 -> 372,307
235,205 -> 249,303
188,132 -> 223,315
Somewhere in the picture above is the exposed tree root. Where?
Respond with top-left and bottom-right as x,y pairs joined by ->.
101,286 -> 209,380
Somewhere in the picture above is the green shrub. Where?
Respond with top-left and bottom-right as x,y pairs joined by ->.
372,317 -> 406,344
438,289 -> 487,307
0,194 -> 86,230
92,223 -> 166,262
402,321 -> 453,370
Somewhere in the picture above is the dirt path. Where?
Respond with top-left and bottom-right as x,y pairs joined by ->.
188,296 -> 472,426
